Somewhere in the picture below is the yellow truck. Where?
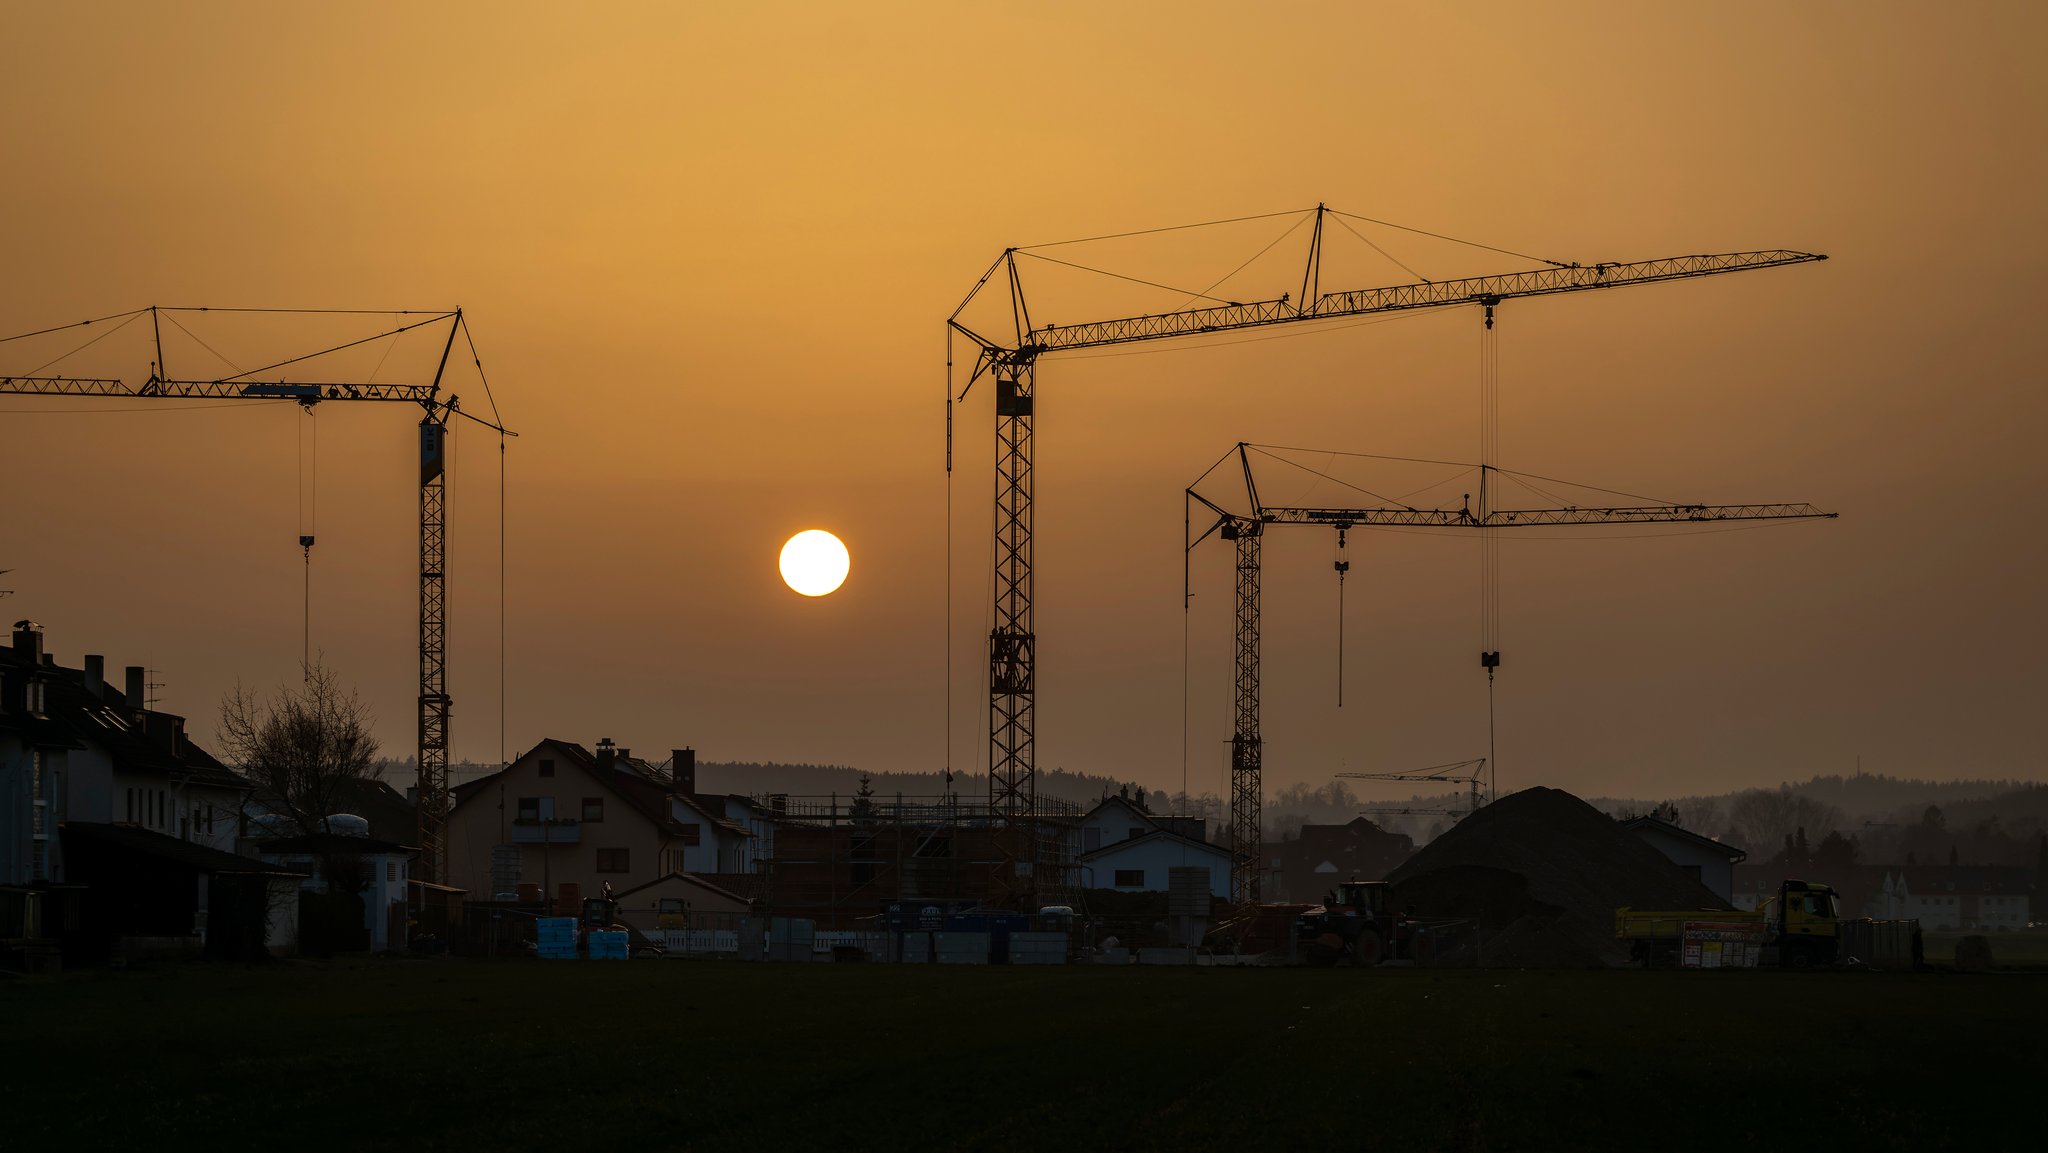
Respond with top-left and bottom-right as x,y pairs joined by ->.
1617,879 -> 1845,968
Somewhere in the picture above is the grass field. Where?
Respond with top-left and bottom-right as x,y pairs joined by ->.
5,959 -> 2043,1152
1921,927 -> 2048,965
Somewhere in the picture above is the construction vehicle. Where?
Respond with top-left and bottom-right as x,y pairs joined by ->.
1617,879 -> 1847,968
1296,880 -> 1416,967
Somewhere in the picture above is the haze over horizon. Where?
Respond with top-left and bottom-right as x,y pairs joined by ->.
3,2 -> 2042,803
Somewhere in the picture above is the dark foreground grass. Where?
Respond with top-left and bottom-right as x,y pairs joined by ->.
5,959 -> 2041,1152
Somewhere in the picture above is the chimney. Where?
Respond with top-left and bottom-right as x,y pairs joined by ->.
673,747 -> 697,797
596,737 -> 616,769
11,621 -> 42,664
125,665 -> 145,709
84,655 -> 105,696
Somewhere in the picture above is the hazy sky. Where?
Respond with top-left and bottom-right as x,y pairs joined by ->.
2,2 -> 2042,803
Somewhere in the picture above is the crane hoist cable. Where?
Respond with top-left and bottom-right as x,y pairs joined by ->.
1335,526 -> 1350,708
297,401 -> 318,677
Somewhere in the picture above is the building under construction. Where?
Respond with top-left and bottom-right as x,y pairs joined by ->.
750,791 -> 1082,929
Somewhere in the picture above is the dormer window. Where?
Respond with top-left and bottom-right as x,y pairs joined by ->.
25,679 -> 46,715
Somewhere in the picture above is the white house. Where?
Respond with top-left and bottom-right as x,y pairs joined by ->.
257,829 -> 416,951
1078,829 -> 1231,900
1869,867 -> 2032,931
1621,816 -> 1747,904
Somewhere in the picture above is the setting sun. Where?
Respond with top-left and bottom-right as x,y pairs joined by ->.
778,529 -> 850,597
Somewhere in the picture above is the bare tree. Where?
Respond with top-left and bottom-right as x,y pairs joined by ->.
1725,788 -> 1845,857
217,661 -> 381,836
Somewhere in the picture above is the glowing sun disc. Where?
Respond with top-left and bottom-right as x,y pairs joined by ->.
779,530 -> 850,597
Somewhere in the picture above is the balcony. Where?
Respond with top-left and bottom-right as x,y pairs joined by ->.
509,819 -> 580,845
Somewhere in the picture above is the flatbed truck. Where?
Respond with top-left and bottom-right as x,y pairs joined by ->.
1617,878 -> 1845,968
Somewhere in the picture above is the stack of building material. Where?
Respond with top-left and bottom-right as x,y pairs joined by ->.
535,917 -> 579,960
1007,931 -> 1069,965
586,930 -> 629,960
934,931 -> 991,964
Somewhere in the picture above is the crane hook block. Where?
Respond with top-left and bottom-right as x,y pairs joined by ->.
1480,651 -> 1501,669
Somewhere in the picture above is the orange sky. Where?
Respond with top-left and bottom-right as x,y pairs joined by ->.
2,1 -> 2043,801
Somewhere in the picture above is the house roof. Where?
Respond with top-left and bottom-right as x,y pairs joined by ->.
0,646 -> 246,791
1078,828 -> 1227,862
1620,816 -> 1747,862
1885,865 -> 2033,895
1081,795 -> 1155,826
59,821 -> 306,876
453,737 -> 750,839
257,832 -> 414,857
613,871 -> 754,907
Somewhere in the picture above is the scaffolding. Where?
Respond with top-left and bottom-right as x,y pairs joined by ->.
751,791 -> 1082,928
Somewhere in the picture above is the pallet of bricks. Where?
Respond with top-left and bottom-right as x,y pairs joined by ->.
536,917 -> 579,960
587,930 -> 629,961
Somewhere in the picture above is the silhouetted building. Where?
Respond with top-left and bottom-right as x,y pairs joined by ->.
2,622 -> 280,962
1268,817 -> 1415,903
1621,815 -> 1747,904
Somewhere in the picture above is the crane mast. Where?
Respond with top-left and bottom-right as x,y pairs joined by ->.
1189,443 -> 1836,901
951,207 -> 1825,904
0,307 -> 509,884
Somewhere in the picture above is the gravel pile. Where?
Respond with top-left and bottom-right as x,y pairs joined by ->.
1387,786 -> 1733,967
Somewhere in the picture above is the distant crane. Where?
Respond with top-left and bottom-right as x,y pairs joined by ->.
1338,758 -> 1489,822
1187,442 -> 1836,903
949,204 -> 1825,904
0,306 -> 513,883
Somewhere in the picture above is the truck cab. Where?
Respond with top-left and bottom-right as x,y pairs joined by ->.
1765,880 -> 1841,966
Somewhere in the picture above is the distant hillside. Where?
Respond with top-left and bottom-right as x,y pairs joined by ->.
1588,773 -> 2048,863
696,761 -> 1151,809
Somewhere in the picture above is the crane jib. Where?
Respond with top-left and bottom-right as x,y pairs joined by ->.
1019,250 -> 1824,356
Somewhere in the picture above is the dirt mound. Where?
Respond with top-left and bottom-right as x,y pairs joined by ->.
1388,786 -> 1732,967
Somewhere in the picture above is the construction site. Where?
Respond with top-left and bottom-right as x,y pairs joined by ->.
1,207 -> 1932,976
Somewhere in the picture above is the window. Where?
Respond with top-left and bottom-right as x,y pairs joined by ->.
387,862 -> 398,883
1084,827 -> 1101,852
1114,869 -> 1145,887
516,797 -> 540,822
1128,826 -> 1146,841
1683,865 -> 1702,882
595,848 -> 630,873
126,788 -> 135,822
680,823 -> 701,847
582,797 -> 604,822
539,758 -> 555,778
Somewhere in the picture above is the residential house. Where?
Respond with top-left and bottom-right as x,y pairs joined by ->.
1078,829 -> 1231,900
1867,865 -> 2033,930
1072,792 -> 1160,856
610,872 -> 754,932
444,738 -> 751,906
1267,817 -> 1415,903
2,622 -> 284,962
256,827 -> 416,952
1621,815 -> 1748,904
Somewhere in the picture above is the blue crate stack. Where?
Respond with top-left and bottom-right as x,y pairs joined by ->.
536,917 -> 579,960
588,930 -> 629,960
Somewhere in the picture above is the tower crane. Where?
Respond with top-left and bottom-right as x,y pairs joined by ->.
1187,442 -> 1836,902
1337,758 -> 1488,823
948,203 -> 1826,902
0,306 -> 512,883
